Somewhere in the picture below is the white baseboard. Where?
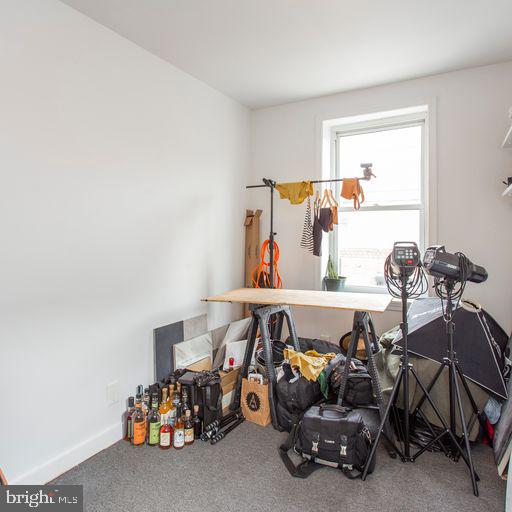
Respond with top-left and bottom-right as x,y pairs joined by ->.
9,423 -> 121,485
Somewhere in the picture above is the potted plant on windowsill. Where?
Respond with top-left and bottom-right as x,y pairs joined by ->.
322,255 -> 347,292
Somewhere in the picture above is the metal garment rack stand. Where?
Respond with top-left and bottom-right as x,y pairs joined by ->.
236,166 -> 378,429
245,164 -> 374,289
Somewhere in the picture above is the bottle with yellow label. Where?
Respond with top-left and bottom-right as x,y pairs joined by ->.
131,395 -> 146,446
184,410 -> 194,445
159,388 -> 170,425
147,393 -> 161,446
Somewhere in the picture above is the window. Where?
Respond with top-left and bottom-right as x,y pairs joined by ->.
328,109 -> 427,292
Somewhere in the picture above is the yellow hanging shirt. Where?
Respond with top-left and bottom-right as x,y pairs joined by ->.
275,181 -> 314,205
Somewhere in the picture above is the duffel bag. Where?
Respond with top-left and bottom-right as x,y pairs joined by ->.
280,404 -> 375,479
330,358 -> 374,406
276,375 -> 323,431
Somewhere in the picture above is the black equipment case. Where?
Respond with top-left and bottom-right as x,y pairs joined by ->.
280,404 -> 374,478
177,370 -> 223,428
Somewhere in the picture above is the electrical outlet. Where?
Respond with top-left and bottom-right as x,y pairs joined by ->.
319,334 -> 331,342
107,381 -> 119,405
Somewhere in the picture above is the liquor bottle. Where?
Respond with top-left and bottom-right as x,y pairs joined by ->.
192,405 -> 202,440
124,396 -> 135,442
159,416 -> 172,450
182,386 -> 191,413
168,384 -> 176,427
159,388 -> 170,425
131,396 -> 146,446
173,406 -> 185,450
147,393 -> 161,446
142,388 -> 150,415
172,384 -> 181,425
184,410 -> 194,445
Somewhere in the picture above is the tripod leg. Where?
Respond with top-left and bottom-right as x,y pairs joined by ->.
413,406 -> 451,457
367,314 -> 379,353
258,312 -> 280,430
362,370 -> 405,480
360,315 -> 394,448
336,315 -> 360,405
409,366 -> 479,467
273,311 -> 285,341
453,371 -> 479,496
409,368 -> 450,457
455,362 -> 488,443
411,362 -> 445,417
282,306 -> 300,351
412,429 -> 451,460
231,314 -> 258,411
414,368 -> 480,479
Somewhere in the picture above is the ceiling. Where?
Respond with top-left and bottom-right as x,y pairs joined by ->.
61,0 -> 512,109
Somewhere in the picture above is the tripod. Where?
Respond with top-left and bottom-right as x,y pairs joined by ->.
410,279 -> 481,496
362,272 -> 479,491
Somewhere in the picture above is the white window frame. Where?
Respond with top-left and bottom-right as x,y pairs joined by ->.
329,110 -> 428,294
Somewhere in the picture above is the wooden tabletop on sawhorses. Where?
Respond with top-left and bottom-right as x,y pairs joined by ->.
204,288 -> 392,430
204,288 -> 391,312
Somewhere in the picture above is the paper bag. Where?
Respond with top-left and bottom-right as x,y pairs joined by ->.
241,378 -> 271,427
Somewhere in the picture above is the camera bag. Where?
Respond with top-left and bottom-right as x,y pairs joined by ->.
279,404 -> 374,479
330,357 -> 374,407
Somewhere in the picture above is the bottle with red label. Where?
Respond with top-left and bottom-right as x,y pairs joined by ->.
159,416 -> 173,450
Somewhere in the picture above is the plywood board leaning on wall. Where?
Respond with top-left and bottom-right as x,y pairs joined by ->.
244,209 -> 262,317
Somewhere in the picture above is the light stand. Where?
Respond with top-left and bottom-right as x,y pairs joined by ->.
410,278 -> 481,496
363,243 -> 474,483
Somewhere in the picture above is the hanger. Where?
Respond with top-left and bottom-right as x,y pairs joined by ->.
320,188 -> 338,208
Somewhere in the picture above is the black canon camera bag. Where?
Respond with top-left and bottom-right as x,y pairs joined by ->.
330,357 -> 373,407
279,404 -> 374,479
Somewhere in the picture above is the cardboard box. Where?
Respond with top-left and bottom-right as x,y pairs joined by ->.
219,368 -> 241,395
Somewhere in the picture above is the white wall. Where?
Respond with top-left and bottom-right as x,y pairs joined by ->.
0,0 -> 249,484
249,61 -> 512,341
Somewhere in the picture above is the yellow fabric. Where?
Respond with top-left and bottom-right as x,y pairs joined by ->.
284,348 -> 336,382
275,181 -> 314,205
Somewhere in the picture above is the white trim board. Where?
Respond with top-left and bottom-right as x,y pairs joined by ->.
9,423 -> 121,485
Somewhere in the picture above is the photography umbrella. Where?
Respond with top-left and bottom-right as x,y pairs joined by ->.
394,297 -> 508,399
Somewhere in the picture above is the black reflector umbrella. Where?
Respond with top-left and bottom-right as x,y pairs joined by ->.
394,297 -> 508,399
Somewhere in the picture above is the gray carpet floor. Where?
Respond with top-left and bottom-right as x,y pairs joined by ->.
52,421 -> 506,512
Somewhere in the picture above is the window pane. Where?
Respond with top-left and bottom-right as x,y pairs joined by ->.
338,125 -> 422,206
338,210 -> 420,288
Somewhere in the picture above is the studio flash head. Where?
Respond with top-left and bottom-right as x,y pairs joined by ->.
390,241 -> 421,277
423,246 -> 487,284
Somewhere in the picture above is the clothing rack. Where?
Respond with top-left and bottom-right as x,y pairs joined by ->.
245,164 -> 375,288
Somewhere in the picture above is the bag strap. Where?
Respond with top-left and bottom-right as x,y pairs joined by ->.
337,433 -> 365,479
342,467 -> 364,479
319,403 -> 350,415
279,424 -> 322,479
